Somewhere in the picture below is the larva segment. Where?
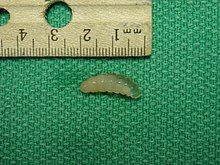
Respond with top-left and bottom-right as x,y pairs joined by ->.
80,73 -> 141,99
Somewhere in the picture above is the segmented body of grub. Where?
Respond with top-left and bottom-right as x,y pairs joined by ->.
80,73 -> 141,99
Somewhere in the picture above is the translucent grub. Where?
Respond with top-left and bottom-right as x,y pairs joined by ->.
80,73 -> 141,99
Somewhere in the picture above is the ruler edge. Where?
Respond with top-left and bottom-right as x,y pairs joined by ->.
0,0 -> 152,6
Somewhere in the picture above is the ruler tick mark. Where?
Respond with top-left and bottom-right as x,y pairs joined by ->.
60,48 -> 63,55
89,48 -> 91,56
38,48 -> 42,56
7,48 -> 10,56
64,39 -> 66,55
42,48 -> 44,56
95,39 -> 98,56
29,48 -> 31,55
70,48 -> 73,56
77,48 -> 79,56
118,47 -> 121,56
58,48 -> 60,56
102,48 -> 104,56
144,36 -> 146,55
128,39 -> 130,55
32,39 -> 35,56
112,36 -> 114,56
105,48 -> 107,56
89,48 -> 92,56
73,48 -> 75,56
131,48 -> 133,56
121,47 -> 124,56
19,48 -> 22,56
80,36 -> 82,55
99,48 -> 101,56
114,47 -> 117,57
23,48 -> 25,56
16,36 -> 19,56
54,48 -> 57,56
92,47 -> 95,56
48,36 -> 50,55
134,47 -> 136,56
1,39 -> 3,56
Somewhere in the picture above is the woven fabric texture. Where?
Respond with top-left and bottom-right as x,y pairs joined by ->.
0,0 -> 220,164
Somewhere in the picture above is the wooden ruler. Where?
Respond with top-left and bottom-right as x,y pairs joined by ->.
0,0 -> 152,57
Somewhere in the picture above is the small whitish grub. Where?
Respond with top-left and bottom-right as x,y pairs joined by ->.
80,73 -> 141,99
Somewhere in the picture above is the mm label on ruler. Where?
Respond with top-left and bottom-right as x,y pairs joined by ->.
0,0 -> 152,57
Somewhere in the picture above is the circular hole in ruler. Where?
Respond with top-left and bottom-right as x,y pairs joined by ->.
45,1 -> 72,28
0,8 -> 10,26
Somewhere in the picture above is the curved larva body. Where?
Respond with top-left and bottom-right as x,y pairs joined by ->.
80,73 -> 141,99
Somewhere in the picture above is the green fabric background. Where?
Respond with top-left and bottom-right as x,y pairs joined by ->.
0,0 -> 220,164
